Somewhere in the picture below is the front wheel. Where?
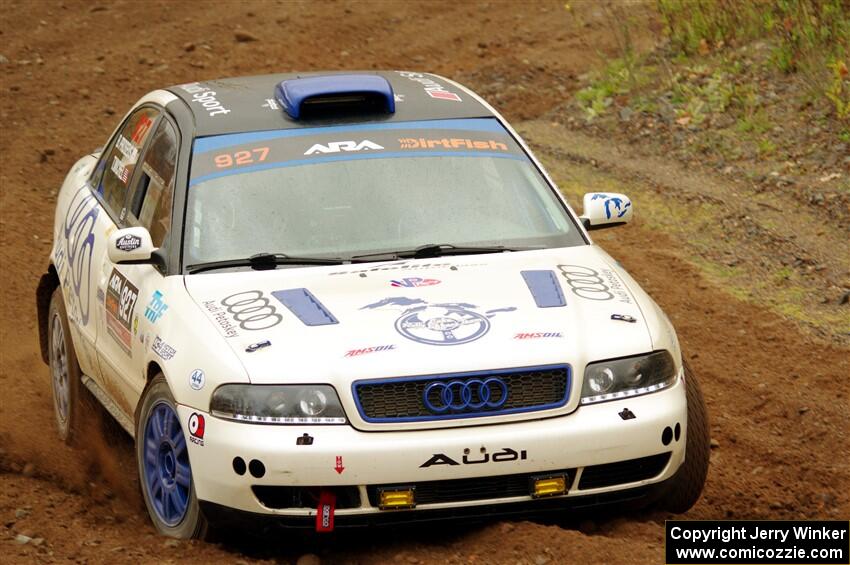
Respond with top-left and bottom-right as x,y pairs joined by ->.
659,360 -> 710,513
136,375 -> 209,539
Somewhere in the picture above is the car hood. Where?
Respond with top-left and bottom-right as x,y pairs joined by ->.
184,246 -> 655,387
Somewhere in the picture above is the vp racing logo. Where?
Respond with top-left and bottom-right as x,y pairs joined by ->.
360,297 -> 516,346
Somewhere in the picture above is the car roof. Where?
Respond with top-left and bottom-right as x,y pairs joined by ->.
165,70 -> 494,138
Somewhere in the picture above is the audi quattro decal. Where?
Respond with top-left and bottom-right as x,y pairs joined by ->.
104,269 -> 139,353
555,265 -> 633,304
360,297 -> 516,346
202,290 -> 282,338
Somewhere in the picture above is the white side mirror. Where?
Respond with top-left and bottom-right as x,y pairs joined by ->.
108,227 -> 157,264
580,192 -> 633,230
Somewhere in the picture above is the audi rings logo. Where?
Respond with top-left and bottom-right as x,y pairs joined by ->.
221,291 -> 283,331
423,378 -> 509,413
556,265 -> 614,301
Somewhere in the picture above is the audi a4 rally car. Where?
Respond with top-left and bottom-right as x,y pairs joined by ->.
37,71 -> 709,538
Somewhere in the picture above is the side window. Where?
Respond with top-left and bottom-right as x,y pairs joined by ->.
94,107 -> 159,217
127,119 -> 177,249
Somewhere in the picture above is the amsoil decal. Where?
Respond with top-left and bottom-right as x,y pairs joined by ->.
391,277 -> 441,288
104,269 -> 139,353
397,71 -> 462,101
188,413 -> 205,446
178,82 -> 231,117
514,332 -> 564,339
344,344 -> 395,357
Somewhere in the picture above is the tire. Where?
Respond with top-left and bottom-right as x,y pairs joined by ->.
47,287 -> 86,445
136,375 -> 209,539
659,360 -> 710,513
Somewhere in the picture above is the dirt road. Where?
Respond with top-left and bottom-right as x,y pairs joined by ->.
1,1 -> 848,563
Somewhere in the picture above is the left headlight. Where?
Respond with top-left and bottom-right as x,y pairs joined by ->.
210,385 -> 347,424
581,351 -> 678,405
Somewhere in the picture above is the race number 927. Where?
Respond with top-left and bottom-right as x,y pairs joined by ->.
214,147 -> 270,169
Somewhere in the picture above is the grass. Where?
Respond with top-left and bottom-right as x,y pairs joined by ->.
575,0 -> 849,128
550,163 -> 847,339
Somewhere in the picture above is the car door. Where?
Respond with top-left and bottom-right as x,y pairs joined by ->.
95,114 -> 178,414
59,106 -> 158,384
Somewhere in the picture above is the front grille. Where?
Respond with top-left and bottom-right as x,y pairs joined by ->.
578,452 -> 671,490
368,469 -> 575,506
252,486 -> 361,510
353,365 -> 570,422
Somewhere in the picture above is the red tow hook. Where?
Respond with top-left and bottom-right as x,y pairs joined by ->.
315,489 -> 336,533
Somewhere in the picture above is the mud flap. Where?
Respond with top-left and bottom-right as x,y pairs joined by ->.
36,271 -> 58,364
315,490 -> 336,533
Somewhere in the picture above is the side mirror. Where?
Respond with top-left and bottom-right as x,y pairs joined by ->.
579,192 -> 633,230
108,227 -> 162,266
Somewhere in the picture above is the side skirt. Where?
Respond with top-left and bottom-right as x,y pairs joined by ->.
82,375 -> 135,437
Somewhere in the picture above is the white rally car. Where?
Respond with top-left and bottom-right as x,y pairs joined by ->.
37,71 -> 709,538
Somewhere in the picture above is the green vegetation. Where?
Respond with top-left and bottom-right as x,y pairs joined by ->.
553,166 -> 850,338
576,0 -> 849,124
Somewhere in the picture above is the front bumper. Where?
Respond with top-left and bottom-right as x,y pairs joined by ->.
178,376 -> 687,518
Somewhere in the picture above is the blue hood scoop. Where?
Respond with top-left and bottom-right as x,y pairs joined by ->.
521,270 -> 567,308
274,74 -> 395,119
272,288 -> 339,326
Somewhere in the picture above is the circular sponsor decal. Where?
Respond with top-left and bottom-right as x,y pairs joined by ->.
188,412 -> 205,438
395,305 -> 490,346
189,369 -> 205,391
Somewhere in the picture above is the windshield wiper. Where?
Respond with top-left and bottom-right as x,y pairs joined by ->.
350,243 -> 524,263
186,252 -> 345,274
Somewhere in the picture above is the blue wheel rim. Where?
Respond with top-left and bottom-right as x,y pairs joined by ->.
143,401 -> 191,527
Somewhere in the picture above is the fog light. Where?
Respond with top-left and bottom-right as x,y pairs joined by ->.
377,487 -> 415,509
531,475 -> 567,498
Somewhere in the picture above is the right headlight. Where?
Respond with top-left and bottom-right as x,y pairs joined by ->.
580,351 -> 678,405
210,384 -> 347,424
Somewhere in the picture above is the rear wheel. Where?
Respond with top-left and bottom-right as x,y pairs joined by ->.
659,361 -> 710,513
47,287 -> 85,444
136,375 -> 209,539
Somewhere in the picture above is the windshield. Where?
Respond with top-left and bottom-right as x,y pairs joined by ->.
184,118 -> 583,266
